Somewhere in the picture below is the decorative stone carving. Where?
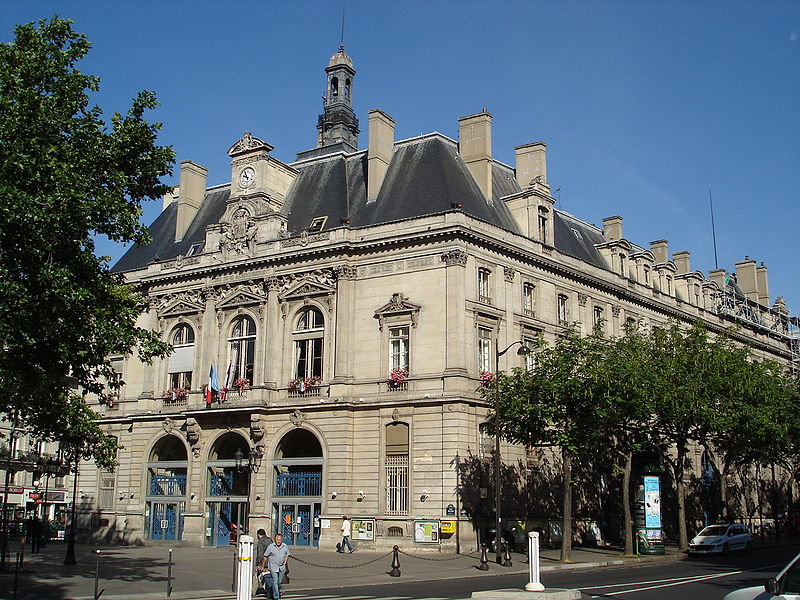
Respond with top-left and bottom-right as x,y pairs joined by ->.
282,231 -> 330,247
504,266 -> 516,283
374,293 -> 422,331
440,250 -> 468,267
290,410 -> 306,427
219,206 -> 256,257
162,418 -> 175,434
228,131 -> 273,157
185,418 -> 202,446
153,290 -> 205,318
611,305 -> 621,318
334,265 -> 358,280
250,416 -> 265,443
578,293 -> 588,307
391,408 -> 400,422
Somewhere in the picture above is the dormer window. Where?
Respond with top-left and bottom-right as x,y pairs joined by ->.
308,216 -> 328,232
618,254 -> 626,278
187,242 -> 202,256
643,265 -> 650,285
571,228 -> 583,241
537,207 -> 549,245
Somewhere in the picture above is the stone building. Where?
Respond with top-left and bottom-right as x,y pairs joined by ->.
74,47 -> 798,549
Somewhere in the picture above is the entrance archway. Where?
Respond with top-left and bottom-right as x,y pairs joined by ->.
272,429 -> 323,546
206,432 -> 251,547
145,435 -> 188,541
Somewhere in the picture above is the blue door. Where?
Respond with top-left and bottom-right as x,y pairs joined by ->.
149,502 -> 182,541
216,502 -> 233,546
275,502 -> 322,546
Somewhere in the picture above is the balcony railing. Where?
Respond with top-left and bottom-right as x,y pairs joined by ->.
276,472 -> 322,497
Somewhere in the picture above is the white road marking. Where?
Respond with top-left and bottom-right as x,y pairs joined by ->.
583,570 -> 743,596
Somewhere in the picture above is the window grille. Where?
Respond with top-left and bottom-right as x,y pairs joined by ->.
385,454 -> 409,515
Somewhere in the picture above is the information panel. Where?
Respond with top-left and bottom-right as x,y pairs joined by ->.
351,518 -> 375,541
414,521 -> 439,543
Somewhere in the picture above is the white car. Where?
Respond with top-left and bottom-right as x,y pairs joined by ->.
723,550 -> 800,599
688,523 -> 752,555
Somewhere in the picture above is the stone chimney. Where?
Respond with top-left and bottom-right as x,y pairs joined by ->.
735,257 -> 759,302
367,109 -> 395,200
458,110 -> 493,200
709,269 -> 727,290
673,251 -> 691,274
650,240 -> 669,264
756,262 -> 769,306
162,186 -> 179,212
602,216 -> 623,241
176,160 -> 207,242
515,142 -> 547,188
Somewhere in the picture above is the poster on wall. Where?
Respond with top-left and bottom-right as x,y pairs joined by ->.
414,521 -> 439,543
351,518 -> 375,541
643,475 -> 661,530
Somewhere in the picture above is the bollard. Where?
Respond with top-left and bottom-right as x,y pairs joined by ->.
167,548 -> 173,597
524,531 -> 545,591
231,547 -> 237,593
235,535 -> 254,600
502,539 -> 512,567
389,545 -> 401,577
478,544 -> 489,571
94,549 -> 102,600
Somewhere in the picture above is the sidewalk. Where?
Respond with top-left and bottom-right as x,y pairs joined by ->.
0,536 -> 788,600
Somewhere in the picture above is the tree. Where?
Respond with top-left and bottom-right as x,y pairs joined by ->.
485,327 -> 609,562
0,17 -> 173,461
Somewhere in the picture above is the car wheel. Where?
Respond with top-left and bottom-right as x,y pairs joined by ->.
722,543 -> 729,556
745,541 -> 752,554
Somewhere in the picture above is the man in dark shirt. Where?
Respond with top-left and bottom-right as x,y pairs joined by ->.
254,528 -> 272,592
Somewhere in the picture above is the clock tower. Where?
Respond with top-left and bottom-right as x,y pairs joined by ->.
316,45 -> 359,151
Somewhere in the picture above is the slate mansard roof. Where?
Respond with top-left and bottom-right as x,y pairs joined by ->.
112,133 -> 607,274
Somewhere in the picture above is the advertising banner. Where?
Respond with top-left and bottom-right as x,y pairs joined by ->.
643,475 -> 661,530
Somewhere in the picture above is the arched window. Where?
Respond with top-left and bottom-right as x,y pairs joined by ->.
146,435 -> 188,542
168,323 -> 195,391
330,77 -> 339,98
293,307 -> 324,380
227,315 -> 256,386
344,78 -> 351,99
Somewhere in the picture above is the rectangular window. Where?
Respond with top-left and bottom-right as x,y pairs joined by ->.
538,208 -> 548,245
557,294 -> 569,326
477,326 -> 492,372
619,255 -> 626,277
478,268 -> 492,304
97,468 -> 116,509
643,265 -> 650,285
522,282 -> 536,316
385,455 -> 408,515
593,306 -> 604,330
169,371 -> 192,390
523,336 -> 537,370
389,326 -> 410,370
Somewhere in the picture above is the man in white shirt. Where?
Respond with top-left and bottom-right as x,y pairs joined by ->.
338,515 -> 354,553
261,533 -> 290,599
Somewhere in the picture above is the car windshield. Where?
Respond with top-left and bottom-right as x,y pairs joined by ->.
699,525 -> 728,536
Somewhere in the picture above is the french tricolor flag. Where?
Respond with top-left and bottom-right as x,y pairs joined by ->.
206,364 -> 221,405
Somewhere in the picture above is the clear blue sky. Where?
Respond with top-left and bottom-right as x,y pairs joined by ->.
3,1 -> 799,313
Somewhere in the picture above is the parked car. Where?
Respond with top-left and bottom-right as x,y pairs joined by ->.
723,550 -> 800,599
687,523 -> 752,556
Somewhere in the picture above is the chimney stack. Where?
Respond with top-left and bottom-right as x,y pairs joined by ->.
367,109 -> 395,200
709,269 -> 727,290
673,250 -> 691,275
756,262 -> 769,306
650,240 -> 669,264
458,110 -> 493,200
176,160 -> 207,242
735,257 -> 759,302
515,142 -> 547,188
602,216 -> 623,241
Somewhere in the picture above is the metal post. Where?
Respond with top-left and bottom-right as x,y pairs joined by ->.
231,546 -> 237,593
389,545 -> 401,577
502,538 -> 512,567
167,548 -> 173,597
236,535 -> 253,600
494,342 -> 503,566
94,549 -> 101,600
524,531 -> 545,591
64,458 -> 79,565
13,552 -> 20,599
0,411 -> 19,571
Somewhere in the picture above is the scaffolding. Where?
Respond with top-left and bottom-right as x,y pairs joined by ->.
714,281 -> 800,377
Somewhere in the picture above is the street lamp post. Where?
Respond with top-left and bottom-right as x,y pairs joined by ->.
234,447 -> 263,535
64,434 -> 97,565
493,340 -> 531,565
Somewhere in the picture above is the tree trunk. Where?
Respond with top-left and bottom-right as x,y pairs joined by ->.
560,449 -> 572,562
720,461 -> 730,521
622,449 -> 634,556
675,441 -> 689,551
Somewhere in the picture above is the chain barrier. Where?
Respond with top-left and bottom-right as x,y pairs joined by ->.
289,551 -> 393,569
397,549 -> 482,562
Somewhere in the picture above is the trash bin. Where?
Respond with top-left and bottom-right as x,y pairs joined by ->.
636,531 -> 666,555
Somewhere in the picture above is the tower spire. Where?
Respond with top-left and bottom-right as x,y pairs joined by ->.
316,46 -> 359,151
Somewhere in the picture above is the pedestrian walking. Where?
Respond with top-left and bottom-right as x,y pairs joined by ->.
339,515 -> 354,553
254,528 -> 272,593
30,517 -> 42,554
260,533 -> 290,599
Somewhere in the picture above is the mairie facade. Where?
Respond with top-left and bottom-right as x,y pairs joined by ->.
72,47 -> 798,550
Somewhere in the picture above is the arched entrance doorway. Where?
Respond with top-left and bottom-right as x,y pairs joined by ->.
206,432 -> 251,547
145,435 -> 188,541
272,429 -> 323,546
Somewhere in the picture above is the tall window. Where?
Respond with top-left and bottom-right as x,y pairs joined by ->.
477,326 -> 492,372
523,335 -> 537,371
694,284 -> 702,307
665,275 -> 673,296
538,206 -> 549,245
385,423 -> 409,515
477,268 -> 492,304
643,265 -> 651,285
169,324 -> 195,390
557,294 -> 569,326
389,326 -> 409,371
294,307 -> 324,380
618,254 -> 627,278
593,306 -> 605,331
522,282 -> 536,316
228,316 -> 256,384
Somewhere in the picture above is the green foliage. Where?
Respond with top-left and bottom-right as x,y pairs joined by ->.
0,17 -> 174,466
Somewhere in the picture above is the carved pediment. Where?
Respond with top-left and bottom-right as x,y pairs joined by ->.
278,278 -> 335,302
227,131 -> 273,157
215,282 -> 267,310
374,293 -> 421,330
154,290 -> 205,318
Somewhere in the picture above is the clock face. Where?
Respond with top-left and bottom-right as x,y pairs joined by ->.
239,167 -> 256,189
